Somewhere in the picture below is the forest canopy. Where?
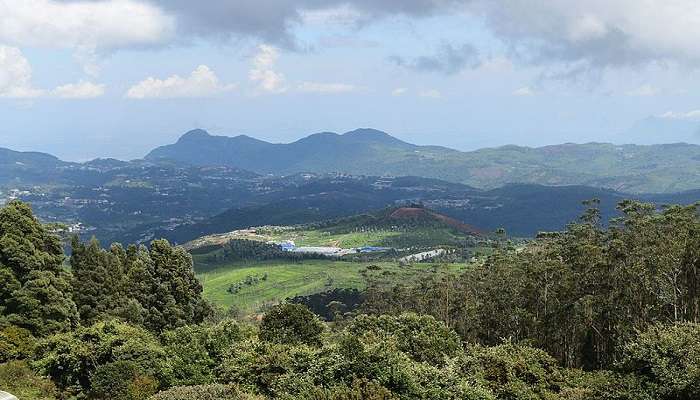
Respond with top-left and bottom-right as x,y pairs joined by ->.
0,199 -> 699,400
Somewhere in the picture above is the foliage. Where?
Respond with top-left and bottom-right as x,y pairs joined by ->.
363,201 -> 700,370
0,361 -> 57,400
619,323 -> 700,399
218,340 -> 318,397
4,199 -> 700,400
345,313 -> 461,366
293,379 -> 399,400
90,360 -> 159,400
259,303 -> 325,346
0,324 -> 36,362
148,384 -> 263,400
459,342 -> 566,399
289,288 -> 364,321
161,320 -> 248,387
33,320 -> 167,398
70,237 -> 129,324
0,200 -> 78,336
71,237 -> 211,333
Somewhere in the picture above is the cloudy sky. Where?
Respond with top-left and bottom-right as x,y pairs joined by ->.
3,0 -> 700,160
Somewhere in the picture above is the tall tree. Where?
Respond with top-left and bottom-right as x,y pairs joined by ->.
0,200 -> 77,336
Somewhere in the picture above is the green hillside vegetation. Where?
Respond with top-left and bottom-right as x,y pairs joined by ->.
147,128 -> 700,193
2,200 -> 700,399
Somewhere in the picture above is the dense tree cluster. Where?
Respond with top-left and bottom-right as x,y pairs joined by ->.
23,307 -> 699,400
203,239 -> 328,266
71,237 -> 210,332
364,200 -> 700,370
289,288 -> 364,320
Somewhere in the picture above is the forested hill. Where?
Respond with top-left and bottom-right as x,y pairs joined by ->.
146,129 -> 700,193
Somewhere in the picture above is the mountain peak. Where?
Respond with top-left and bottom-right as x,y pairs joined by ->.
178,129 -> 211,142
343,128 -> 390,138
342,128 -> 410,146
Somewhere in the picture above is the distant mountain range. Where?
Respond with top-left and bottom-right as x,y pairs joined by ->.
146,128 -> 700,193
2,135 -> 700,243
150,177 -> 698,245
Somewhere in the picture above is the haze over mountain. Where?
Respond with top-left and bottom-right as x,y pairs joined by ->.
619,115 -> 700,145
147,129 -> 700,193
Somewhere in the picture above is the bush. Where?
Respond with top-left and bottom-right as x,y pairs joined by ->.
313,335 -> 492,400
558,369 -> 652,400
149,384 -> 263,400
259,304 -> 325,346
345,313 -> 462,366
90,360 -> 159,400
459,342 -> 565,399
0,360 -> 57,400
33,320 -> 167,398
619,323 -> 700,399
294,379 -> 399,400
218,340 -> 318,397
161,319 -> 247,386
0,325 -> 36,362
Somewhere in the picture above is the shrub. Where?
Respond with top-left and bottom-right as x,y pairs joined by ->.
558,369 -> 652,400
0,325 -> 36,362
161,319 -> 247,386
259,304 -> 325,346
149,384 -> 263,400
619,323 -> 700,399
90,360 -> 159,400
33,320 -> 167,398
345,313 -> 462,366
218,340 -> 318,397
459,342 -> 565,399
0,360 -> 57,400
294,379 -> 399,400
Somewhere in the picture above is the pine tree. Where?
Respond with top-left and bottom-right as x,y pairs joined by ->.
0,201 -> 77,336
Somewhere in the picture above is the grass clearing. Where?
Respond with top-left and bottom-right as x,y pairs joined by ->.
197,259 -> 468,313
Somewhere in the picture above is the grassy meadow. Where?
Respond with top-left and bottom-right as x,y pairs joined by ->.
196,259 -> 468,313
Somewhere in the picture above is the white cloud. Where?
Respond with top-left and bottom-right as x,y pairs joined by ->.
392,87 -> 408,96
300,5 -> 365,26
474,0 -> 700,69
297,82 -> 357,93
512,87 -> 535,96
0,0 -> 174,50
52,81 -> 105,99
626,84 -> 658,97
658,110 -> 700,120
126,65 -> 236,99
0,46 -> 43,98
419,89 -> 442,98
249,44 -> 287,93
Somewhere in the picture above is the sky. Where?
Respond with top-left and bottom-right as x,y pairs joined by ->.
3,1 -> 700,160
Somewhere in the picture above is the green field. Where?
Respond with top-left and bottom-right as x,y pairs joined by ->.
197,259 -> 468,313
